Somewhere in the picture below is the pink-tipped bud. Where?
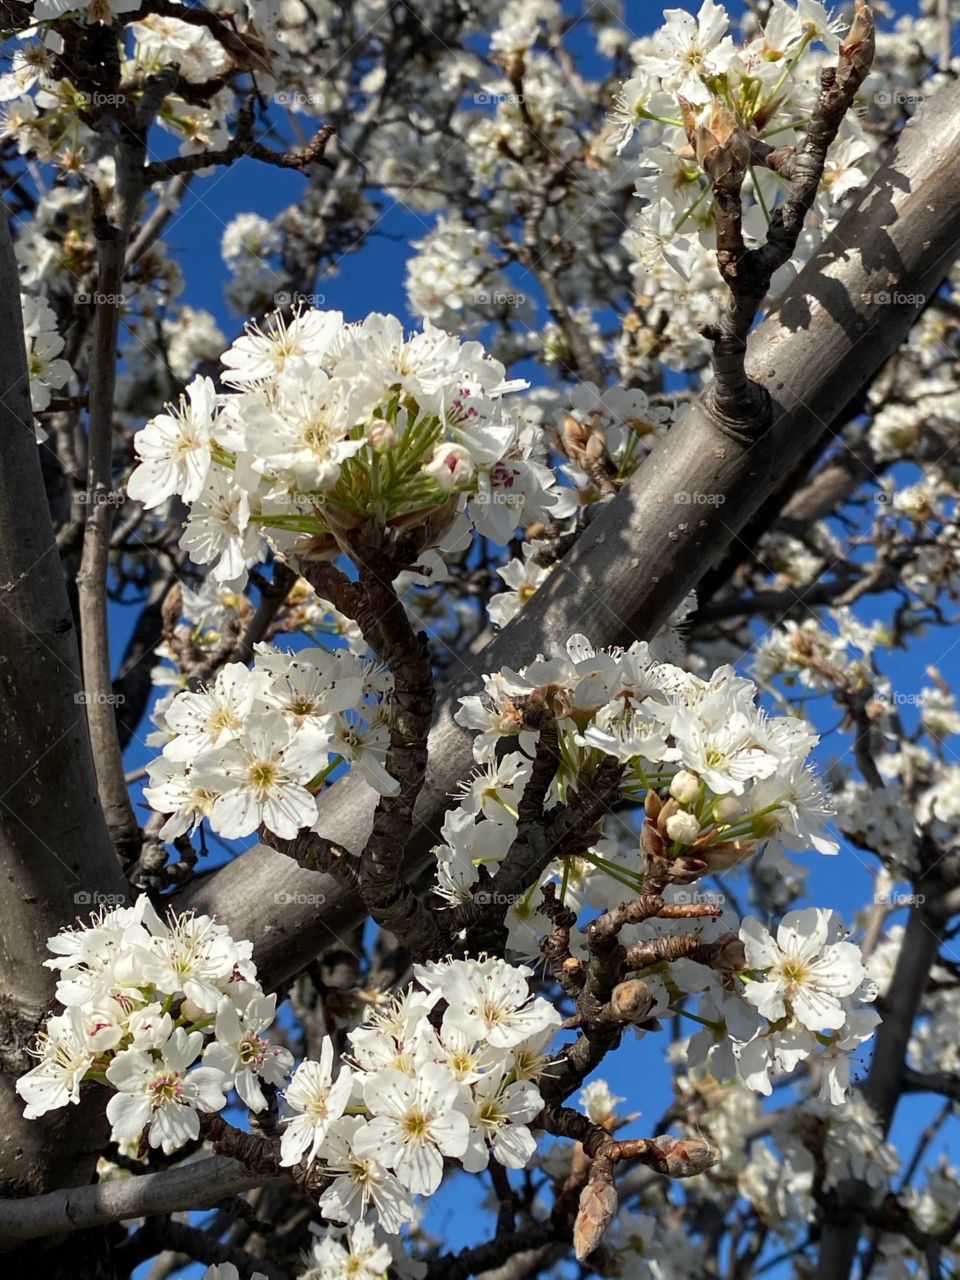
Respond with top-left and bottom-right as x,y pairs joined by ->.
367,419 -> 396,451
423,442 -> 474,490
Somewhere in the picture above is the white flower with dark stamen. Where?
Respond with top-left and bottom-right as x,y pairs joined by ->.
16,1008 -> 96,1118
202,993 -> 294,1112
280,1038 -> 354,1167
353,1062 -> 470,1196
127,375 -> 217,508
192,712 -> 328,839
417,955 -> 561,1049
105,1028 -> 226,1155
740,909 -> 865,1031
317,1114 -> 414,1233
459,1064 -> 542,1172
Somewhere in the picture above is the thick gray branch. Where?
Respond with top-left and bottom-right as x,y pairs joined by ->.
178,81 -> 960,992
0,215 -> 128,1198
0,1156 -> 278,1247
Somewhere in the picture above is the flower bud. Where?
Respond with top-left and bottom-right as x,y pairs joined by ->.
751,810 -> 780,837
707,934 -> 747,972
713,795 -> 741,825
610,978 -> 655,1024
367,418 -> 396,451
840,0 -> 876,81
574,1176 -> 618,1260
651,1135 -> 721,1178
669,770 -> 701,806
423,443 -> 474,489
665,811 -> 701,845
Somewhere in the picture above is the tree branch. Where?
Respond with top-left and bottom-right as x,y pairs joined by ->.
177,77 -> 960,993
0,1156 -> 281,1246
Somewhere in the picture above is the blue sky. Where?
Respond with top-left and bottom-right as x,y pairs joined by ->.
107,0 -> 960,1273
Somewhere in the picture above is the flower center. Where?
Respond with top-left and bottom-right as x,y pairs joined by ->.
249,761 -> 278,790
149,1073 -> 183,1106
403,1110 -> 429,1139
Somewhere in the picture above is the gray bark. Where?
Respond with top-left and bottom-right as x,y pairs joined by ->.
179,82 -> 960,989
0,214 -> 127,1202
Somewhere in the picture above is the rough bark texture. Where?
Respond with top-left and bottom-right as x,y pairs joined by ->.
0,215 -> 129,1269
179,79 -> 960,991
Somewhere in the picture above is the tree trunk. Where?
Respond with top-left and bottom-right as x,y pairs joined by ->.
0,214 -> 128,1272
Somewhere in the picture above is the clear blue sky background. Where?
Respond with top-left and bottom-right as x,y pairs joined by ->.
109,0 -> 958,1273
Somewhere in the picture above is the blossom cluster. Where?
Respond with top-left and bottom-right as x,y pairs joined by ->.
282,954 -> 559,1232
126,309 -> 569,587
441,632 -> 838,937
686,907 -> 879,1103
20,291 -> 73,433
435,634 -> 880,1099
144,642 -> 391,842
1,8 -> 289,168
15,896 -> 291,1153
610,0 -> 871,292
17,901 -> 559,1240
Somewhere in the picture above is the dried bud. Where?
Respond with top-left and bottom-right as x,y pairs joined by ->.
161,581 -> 183,636
700,839 -> 754,871
704,933 -> 747,972
610,978 -> 655,1024
644,789 -> 662,820
641,819 -> 664,862
573,1174 -> 618,1260
839,0 -> 875,81
655,796 -> 679,832
562,413 -> 590,451
669,770 -> 701,806
584,431 -> 607,461
651,1135 -> 721,1178
686,100 -> 750,184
